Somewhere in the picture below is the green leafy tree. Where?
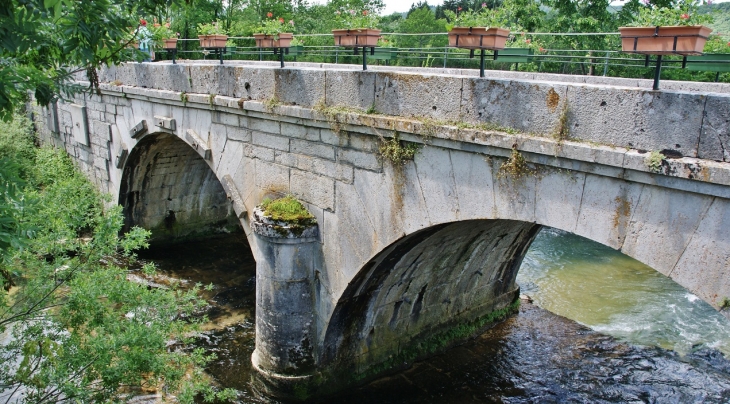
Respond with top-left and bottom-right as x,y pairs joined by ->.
0,0 -> 178,121
0,116 -> 235,402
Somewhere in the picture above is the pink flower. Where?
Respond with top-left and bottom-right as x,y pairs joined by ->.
267,12 -> 273,18
335,10 -> 341,15
539,47 -> 545,52
680,13 -> 690,19
289,20 -> 294,26
458,6 -> 462,10
349,9 -> 356,16
525,39 -> 531,44
363,10 -> 368,16
727,41 -> 730,46
642,0 -> 650,5
482,2 -> 487,7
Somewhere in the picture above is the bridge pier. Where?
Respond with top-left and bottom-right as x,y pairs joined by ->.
250,207 -> 320,400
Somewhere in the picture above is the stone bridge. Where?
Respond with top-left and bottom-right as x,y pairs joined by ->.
31,61 -> 730,399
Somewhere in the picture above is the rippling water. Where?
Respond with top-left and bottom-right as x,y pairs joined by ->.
135,230 -> 730,403
518,227 -> 730,356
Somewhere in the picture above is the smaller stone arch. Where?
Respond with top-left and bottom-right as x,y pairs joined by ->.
118,132 -> 241,244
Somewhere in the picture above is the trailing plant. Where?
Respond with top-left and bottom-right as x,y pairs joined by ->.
180,91 -> 188,105
646,150 -> 666,173
498,146 -> 534,180
379,133 -> 420,166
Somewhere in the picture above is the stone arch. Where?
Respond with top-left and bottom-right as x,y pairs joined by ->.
320,219 -> 541,378
119,132 -> 241,244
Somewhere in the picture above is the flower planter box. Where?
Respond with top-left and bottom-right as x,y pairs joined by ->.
162,38 -> 178,50
253,33 -> 293,48
618,25 -> 712,56
370,47 -> 398,60
685,53 -> 730,72
198,34 -> 227,48
332,29 -> 381,47
448,27 -> 510,50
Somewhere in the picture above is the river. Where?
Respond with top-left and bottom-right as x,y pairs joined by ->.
136,228 -> 730,403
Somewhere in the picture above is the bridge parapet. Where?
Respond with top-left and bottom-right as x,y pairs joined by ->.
101,61 -> 730,163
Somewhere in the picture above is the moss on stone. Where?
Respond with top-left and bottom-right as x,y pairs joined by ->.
355,299 -> 521,382
261,195 -> 316,225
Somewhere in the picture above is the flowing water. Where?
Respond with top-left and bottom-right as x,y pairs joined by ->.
135,229 -> 730,403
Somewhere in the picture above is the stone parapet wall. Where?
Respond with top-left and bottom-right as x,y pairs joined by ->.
99,61 -> 730,163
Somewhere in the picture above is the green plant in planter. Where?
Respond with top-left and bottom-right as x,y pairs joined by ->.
334,7 -> 381,29
290,37 -> 304,46
197,21 -> 227,36
628,0 -> 713,27
444,5 -> 506,29
255,13 -> 294,40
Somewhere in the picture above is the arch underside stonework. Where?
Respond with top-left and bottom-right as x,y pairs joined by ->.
321,220 -> 541,381
119,133 -> 240,243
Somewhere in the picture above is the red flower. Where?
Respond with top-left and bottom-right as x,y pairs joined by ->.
458,6 -> 462,10
279,17 -> 284,23
267,12 -> 273,18
539,47 -> 545,52
362,10 -> 368,16
727,42 -> 730,46
139,18 -> 147,26
680,13 -> 690,19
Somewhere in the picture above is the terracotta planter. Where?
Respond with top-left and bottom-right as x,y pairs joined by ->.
198,34 -> 228,48
162,38 -> 178,49
448,27 -> 510,50
619,25 -> 712,56
253,33 -> 293,48
332,28 -> 381,47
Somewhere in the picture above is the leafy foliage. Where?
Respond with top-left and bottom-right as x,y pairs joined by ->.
0,0 -> 176,120
0,115 -> 234,403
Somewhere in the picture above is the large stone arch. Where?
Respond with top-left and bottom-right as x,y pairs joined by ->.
321,220 -> 541,375
119,132 -> 241,244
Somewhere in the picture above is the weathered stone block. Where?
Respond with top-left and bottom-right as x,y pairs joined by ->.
252,131 -> 289,151
325,70 -> 376,110
374,72 -> 463,121
698,94 -> 730,162
291,139 -> 335,160
337,148 -> 381,171
290,170 -> 335,211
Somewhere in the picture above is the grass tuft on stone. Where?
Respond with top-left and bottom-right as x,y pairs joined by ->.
260,195 -> 315,223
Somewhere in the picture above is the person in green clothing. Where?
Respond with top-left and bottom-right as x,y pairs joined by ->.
137,19 -> 153,62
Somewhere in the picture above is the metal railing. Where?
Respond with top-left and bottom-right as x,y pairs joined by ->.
156,32 -> 729,83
